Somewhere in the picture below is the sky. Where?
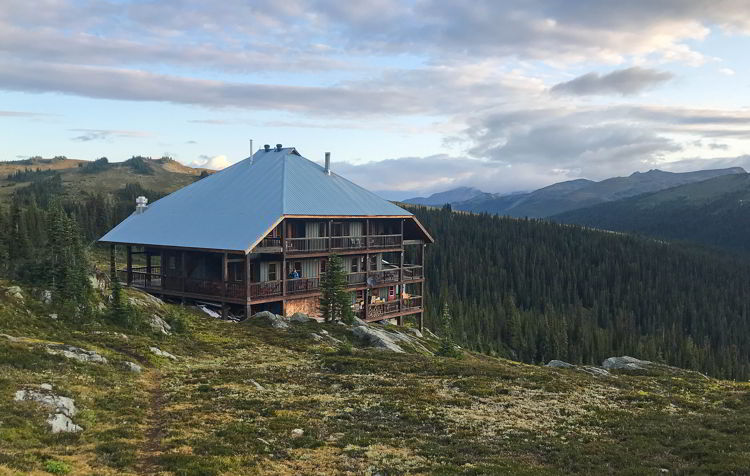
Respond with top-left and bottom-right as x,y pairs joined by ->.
2,0 -> 750,200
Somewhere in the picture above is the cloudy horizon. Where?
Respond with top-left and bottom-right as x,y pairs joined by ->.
2,0 -> 750,198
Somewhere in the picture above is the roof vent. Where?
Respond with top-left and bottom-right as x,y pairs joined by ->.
264,144 -> 270,151
275,143 -> 283,151
135,196 -> 148,214
324,152 -> 331,175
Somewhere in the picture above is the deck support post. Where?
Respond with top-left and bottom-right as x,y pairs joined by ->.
160,250 -> 165,290
145,252 -> 152,287
109,244 -> 116,281
420,243 -> 425,332
126,245 -> 133,285
180,251 -> 186,304
328,220 -> 332,251
282,219 -> 287,316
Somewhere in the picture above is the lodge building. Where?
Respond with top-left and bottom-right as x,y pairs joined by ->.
99,145 -> 433,327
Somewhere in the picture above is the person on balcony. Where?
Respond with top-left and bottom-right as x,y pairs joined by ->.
289,269 -> 300,279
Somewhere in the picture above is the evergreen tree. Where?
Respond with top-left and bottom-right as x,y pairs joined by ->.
108,279 -> 136,328
319,254 -> 354,323
436,303 -> 461,358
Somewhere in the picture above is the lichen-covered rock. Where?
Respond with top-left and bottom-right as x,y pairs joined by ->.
148,315 -> 172,335
46,344 -> 108,364
150,346 -> 177,360
290,312 -> 311,323
14,387 -> 82,433
580,366 -> 611,377
5,285 -> 23,301
123,361 -> 142,373
546,360 -> 575,368
406,328 -> 423,338
602,356 -> 651,370
247,311 -> 289,329
41,290 -> 52,304
352,325 -> 405,353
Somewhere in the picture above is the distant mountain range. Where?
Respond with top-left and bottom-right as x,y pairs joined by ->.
405,167 -> 746,218
403,186 -> 485,206
554,172 -> 750,254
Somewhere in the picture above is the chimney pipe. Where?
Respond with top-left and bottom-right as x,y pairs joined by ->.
135,196 -> 148,214
275,143 -> 283,151
324,152 -> 331,175
264,144 -> 270,151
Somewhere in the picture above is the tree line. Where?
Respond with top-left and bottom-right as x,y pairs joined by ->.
408,204 -> 750,380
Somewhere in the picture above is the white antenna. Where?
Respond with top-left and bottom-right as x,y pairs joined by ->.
249,139 -> 254,162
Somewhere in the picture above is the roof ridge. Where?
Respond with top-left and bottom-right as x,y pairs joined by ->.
281,149 -> 288,213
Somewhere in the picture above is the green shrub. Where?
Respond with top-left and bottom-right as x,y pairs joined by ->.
43,460 -> 71,474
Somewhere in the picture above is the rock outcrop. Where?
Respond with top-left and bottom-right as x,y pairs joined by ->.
150,346 -> 178,360
602,356 -> 651,370
246,311 -> 290,329
546,360 -> 575,368
148,315 -> 172,335
123,361 -> 142,373
14,384 -> 82,433
351,325 -> 405,353
290,312 -> 311,323
46,344 -> 108,364
4,285 -> 23,301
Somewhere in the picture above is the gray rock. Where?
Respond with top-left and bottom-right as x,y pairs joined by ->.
149,346 -> 177,360
197,304 -> 221,319
310,333 -> 324,341
47,412 -> 83,433
319,329 -> 329,336
291,428 -> 304,438
248,311 -> 289,329
14,388 -> 82,433
40,383 -> 53,391
580,366 -> 611,377
248,379 -> 265,391
1,333 -> 22,343
46,344 -> 108,364
41,290 -> 53,305
546,360 -> 575,368
406,328 -> 423,338
352,317 -> 367,326
602,356 -> 651,370
128,293 -> 165,309
48,313 -> 58,320
423,328 -> 440,340
148,315 -> 172,335
5,285 -> 23,301
290,312 -> 311,323
123,361 -> 142,373
351,325 -> 405,353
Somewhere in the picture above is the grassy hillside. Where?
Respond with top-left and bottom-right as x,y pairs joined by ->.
554,173 -> 750,254
2,282 -> 749,475
0,156 -> 208,200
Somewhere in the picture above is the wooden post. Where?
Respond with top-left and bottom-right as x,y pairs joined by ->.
160,250 -> 165,290
222,252 -> 228,318
364,250 -> 369,322
109,244 -> 116,281
145,252 -> 152,287
245,253 -> 252,301
365,219 -> 370,249
180,251 -> 186,302
328,219 -> 332,251
420,243 -> 425,332
126,246 -> 133,285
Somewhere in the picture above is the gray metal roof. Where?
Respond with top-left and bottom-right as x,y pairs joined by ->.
98,147 -> 413,252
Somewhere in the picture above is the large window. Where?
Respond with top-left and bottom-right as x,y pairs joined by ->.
268,263 -> 277,281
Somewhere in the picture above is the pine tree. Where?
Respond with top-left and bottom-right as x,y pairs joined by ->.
319,254 -> 354,323
436,303 -> 461,358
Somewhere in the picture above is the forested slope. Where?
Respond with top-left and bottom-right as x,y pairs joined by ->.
409,205 -> 750,380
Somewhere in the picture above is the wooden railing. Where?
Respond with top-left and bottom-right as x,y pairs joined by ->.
402,295 -> 423,310
287,277 -> 321,295
402,265 -> 423,280
249,281 -> 282,298
368,234 -> 401,248
331,235 -> 366,250
368,301 -> 401,319
368,268 -> 400,285
256,237 -> 282,249
285,237 -> 328,253
347,271 -> 367,285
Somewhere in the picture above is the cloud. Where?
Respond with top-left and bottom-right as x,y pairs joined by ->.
190,155 -> 232,170
719,67 -> 736,76
0,110 -> 50,117
70,129 -> 151,142
551,67 -> 673,96
0,60 -> 543,117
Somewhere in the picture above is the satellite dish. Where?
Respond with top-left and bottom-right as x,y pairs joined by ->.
366,277 -> 376,287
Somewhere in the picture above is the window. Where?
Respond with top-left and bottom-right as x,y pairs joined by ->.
319,222 -> 326,237
320,258 -> 327,273
268,263 -> 277,281
350,258 -> 358,273
369,254 -> 378,270
168,256 -> 177,270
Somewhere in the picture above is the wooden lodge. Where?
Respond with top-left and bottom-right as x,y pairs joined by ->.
99,145 -> 433,326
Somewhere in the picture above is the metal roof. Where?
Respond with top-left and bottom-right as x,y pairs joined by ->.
98,147 -> 414,252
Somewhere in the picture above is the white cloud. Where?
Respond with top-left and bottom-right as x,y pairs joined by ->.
719,67 -> 736,76
190,155 -> 232,170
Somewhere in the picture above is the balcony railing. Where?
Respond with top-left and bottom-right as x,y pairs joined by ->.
347,271 -> 367,285
368,234 -> 401,248
368,301 -> 402,319
249,280 -> 282,298
331,235 -> 366,250
367,268 -> 401,285
402,295 -> 423,311
402,265 -> 423,281
283,234 -> 402,254
285,237 -> 328,254
287,276 -> 321,295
